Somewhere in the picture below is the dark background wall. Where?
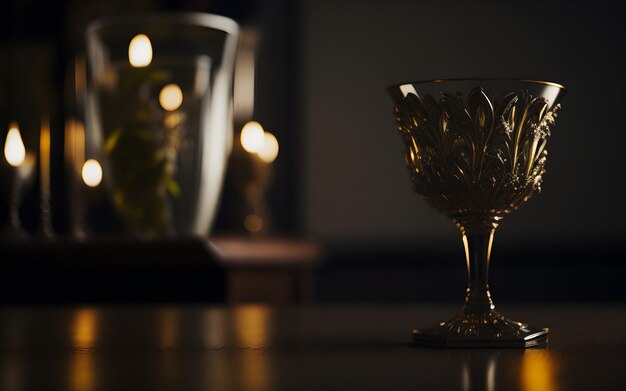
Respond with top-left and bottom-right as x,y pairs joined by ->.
5,0 -> 623,246
300,0 -> 626,248
299,0 -> 626,303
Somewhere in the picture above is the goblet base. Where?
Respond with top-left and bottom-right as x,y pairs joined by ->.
412,308 -> 549,348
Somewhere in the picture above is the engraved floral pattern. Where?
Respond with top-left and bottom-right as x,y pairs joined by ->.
436,308 -> 526,339
394,87 -> 560,233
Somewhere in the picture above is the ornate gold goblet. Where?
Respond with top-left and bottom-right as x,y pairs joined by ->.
387,79 -> 565,347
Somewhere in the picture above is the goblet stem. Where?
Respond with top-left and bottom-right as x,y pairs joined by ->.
462,230 -> 495,312
411,225 -> 549,346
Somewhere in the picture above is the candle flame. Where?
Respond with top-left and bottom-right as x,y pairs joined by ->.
82,159 -> 103,187
4,122 -> 26,167
128,34 -> 152,67
159,83 -> 183,111
257,132 -> 279,163
240,121 -> 265,153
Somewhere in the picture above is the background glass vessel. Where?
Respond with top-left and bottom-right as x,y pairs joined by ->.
387,78 -> 565,347
86,13 -> 239,238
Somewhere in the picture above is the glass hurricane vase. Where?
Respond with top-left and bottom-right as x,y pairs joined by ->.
387,78 -> 565,347
86,13 -> 239,238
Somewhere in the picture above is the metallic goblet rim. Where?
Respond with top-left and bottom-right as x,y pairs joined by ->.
86,12 -> 240,37
386,78 -> 566,92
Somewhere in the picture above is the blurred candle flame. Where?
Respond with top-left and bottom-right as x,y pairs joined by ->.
257,132 -> 279,163
82,159 -> 103,187
4,122 -> 26,166
128,34 -> 152,67
240,121 -> 265,153
159,83 -> 184,111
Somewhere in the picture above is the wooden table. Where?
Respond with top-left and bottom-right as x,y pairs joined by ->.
1,304 -> 625,390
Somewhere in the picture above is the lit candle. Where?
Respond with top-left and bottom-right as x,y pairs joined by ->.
3,121 -> 36,239
81,159 -> 103,188
4,121 -> 36,178
160,83 -> 185,131
128,34 -> 152,67
159,83 -> 183,111
5,122 -> 26,167
240,121 -> 265,153
257,132 -> 279,164
239,121 -> 279,163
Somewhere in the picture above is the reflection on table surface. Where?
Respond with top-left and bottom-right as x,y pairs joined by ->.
0,304 -> 625,390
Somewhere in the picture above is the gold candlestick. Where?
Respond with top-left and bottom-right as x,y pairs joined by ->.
39,117 -> 54,239
65,118 -> 89,239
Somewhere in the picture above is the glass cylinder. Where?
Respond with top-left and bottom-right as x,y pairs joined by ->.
86,13 -> 239,238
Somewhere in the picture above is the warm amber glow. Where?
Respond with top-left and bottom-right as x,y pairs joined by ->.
71,309 -> 98,391
462,235 -> 470,273
240,121 -> 265,153
234,308 -> 273,391
234,305 -> 270,348
72,309 -> 98,349
244,214 -> 263,233
202,310 -> 226,347
4,122 -> 26,166
159,83 -> 184,111
75,121 -> 86,175
257,132 -> 279,163
521,350 -> 557,391
241,350 -> 271,391
164,112 -> 184,128
486,358 -> 496,391
40,119 -> 51,190
71,353 -> 95,391
128,34 -> 152,67
160,309 -> 178,349
82,159 -> 103,187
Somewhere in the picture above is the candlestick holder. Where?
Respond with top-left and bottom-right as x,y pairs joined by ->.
38,180 -> 55,240
38,119 -> 55,241
1,154 -> 36,241
387,79 -> 565,347
230,139 -> 273,235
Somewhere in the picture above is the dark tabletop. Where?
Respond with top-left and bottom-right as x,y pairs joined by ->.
1,304 -> 625,390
